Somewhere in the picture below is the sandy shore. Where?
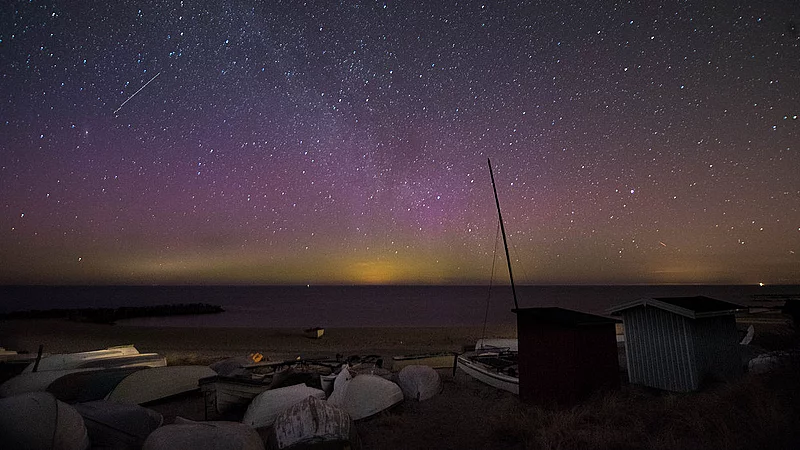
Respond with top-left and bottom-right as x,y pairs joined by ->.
0,319 -> 517,364
1,318 -> 523,449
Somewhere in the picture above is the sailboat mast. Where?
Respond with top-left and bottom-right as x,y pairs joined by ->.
487,158 -> 519,310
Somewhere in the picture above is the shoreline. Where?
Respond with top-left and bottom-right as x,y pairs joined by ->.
0,318 -> 517,364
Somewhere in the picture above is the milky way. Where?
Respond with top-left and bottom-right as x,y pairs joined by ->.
1,1 -> 799,285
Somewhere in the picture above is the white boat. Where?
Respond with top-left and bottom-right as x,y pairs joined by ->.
144,418 -> 264,450
390,352 -> 457,371
327,368 -> 403,421
456,354 -> 519,395
242,383 -> 326,428
107,365 -> 216,405
475,339 -> 518,352
396,365 -> 441,401
269,395 -> 359,450
0,392 -> 90,450
22,345 -> 142,373
0,368 -> 98,398
456,159 -> 521,395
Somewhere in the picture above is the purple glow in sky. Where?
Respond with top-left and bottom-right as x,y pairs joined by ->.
1,1 -> 799,285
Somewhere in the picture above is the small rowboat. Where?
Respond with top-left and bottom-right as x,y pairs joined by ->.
304,327 -> 325,339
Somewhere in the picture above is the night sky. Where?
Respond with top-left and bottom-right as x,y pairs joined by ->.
2,1 -> 799,285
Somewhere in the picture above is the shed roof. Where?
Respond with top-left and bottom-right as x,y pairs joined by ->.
513,307 -> 619,326
608,296 -> 742,319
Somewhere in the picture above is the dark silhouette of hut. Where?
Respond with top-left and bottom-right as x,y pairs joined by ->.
609,296 -> 743,392
514,307 -> 620,405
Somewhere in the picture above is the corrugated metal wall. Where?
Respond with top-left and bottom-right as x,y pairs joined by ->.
623,306 -> 699,392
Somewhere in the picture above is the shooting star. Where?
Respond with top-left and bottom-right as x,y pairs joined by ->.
113,71 -> 161,115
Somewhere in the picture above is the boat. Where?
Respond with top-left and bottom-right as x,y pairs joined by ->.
242,383 -> 326,428
456,159 -> 520,394
269,395 -> 360,450
106,365 -> 216,405
73,400 -> 163,448
456,352 -> 519,395
46,367 -> 146,403
327,367 -> 403,421
0,368 -> 98,398
143,418 -> 264,450
390,352 -> 457,371
0,392 -> 91,450
304,327 -> 325,339
22,345 -> 142,373
396,365 -> 442,401
199,375 -> 274,420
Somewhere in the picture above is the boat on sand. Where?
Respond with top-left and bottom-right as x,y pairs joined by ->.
22,345 -> 144,373
396,365 -> 442,401
456,159 -> 520,395
390,352 -> 457,371
327,367 -> 403,421
242,383 -> 326,428
0,392 -> 90,450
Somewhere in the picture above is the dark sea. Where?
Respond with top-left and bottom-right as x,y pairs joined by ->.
1,285 -> 798,328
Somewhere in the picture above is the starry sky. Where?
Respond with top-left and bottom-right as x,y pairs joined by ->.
1,1 -> 799,286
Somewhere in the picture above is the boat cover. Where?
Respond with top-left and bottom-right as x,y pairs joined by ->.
269,395 -> 357,450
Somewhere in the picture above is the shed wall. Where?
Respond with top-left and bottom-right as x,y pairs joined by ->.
623,306 -> 699,392
692,315 -> 742,383
517,318 -> 618,405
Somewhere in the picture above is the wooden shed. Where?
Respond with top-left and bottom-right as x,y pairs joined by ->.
608,296 -> 743,392
513,307 -> 620,405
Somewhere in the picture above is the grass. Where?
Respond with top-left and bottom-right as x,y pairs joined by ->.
489,362 -> 800,450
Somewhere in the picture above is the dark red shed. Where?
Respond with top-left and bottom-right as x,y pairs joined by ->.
513,307 -> 620,405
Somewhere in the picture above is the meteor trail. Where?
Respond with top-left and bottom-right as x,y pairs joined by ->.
113,72 -> 161,115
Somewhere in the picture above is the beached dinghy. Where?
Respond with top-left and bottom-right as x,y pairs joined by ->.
0,392 -> 90,450
242,383 -> 326,428
22,345 -> 142,372
74,400 -> 163,449
200,375 -> 274,419
0,367 -> 98,397
144,418 -> 264,450
327,368 -> 403,421
391,352 -> 457,371
47,367 -> 146,403
269,395 -> 360,450
107,365 -> 216,404
304,327 -> 325,339
396,365 -> 441,401
456,352 -> 519,394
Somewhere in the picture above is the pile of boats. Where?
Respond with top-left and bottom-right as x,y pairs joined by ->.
0,345 -> 447,449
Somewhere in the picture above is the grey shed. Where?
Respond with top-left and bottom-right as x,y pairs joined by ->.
608,296 -> 743,392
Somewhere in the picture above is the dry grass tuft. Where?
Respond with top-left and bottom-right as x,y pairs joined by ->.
488,364 -> 800,450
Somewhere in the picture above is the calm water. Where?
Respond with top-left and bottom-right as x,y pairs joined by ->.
1,285 -> 797,328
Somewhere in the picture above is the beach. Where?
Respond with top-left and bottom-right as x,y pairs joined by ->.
0,319 -> 517,364
2,318 -> 799,449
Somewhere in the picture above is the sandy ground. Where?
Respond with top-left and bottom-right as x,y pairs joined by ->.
0,319 -> 517,363
1,319 -> 523,449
